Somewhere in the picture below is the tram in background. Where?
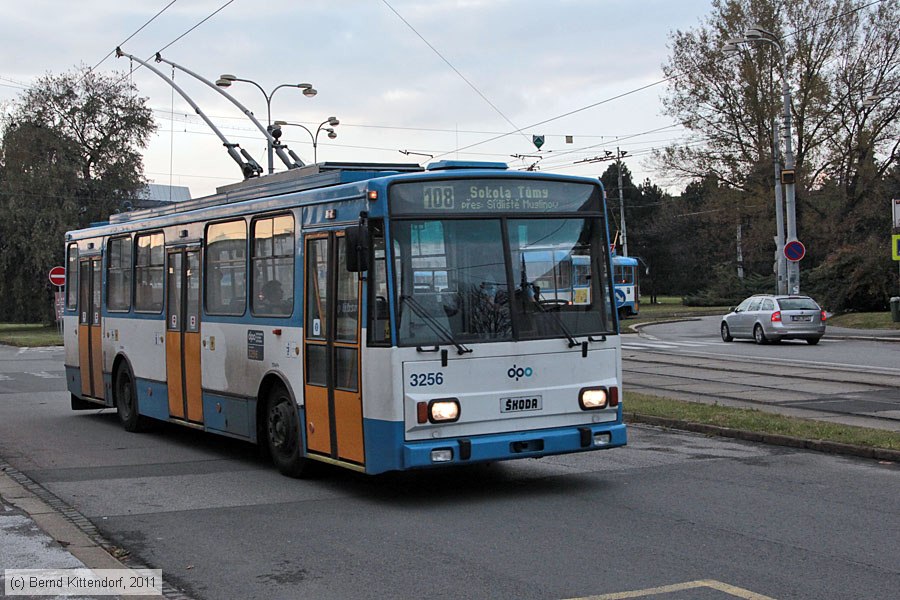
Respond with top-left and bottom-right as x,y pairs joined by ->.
63,161 -> 627,476
612,254 -> 640,319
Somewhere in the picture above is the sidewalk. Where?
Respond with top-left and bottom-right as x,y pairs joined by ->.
0,465 -> 166,599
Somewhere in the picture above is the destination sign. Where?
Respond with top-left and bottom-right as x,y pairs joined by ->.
390,179 -> 600,215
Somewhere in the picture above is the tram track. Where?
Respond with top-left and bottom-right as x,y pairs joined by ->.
622,350 -> 900,426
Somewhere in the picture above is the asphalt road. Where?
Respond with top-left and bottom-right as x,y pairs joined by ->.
1,344 -> 899,600
622,316 -> 900,430
629,315 -> 900,370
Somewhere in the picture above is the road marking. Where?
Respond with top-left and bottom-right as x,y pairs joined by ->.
567,578 -> 777,599
622,343 -> 680,350
0,374 -> 11,381
26,371 -> 62,379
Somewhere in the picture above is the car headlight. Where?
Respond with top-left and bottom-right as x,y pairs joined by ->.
579,386 -> 617,410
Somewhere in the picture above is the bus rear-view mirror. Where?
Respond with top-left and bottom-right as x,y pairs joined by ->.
345,225 -> 370,272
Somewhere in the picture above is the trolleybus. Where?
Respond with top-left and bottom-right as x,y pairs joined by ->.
63,161 -> 627,476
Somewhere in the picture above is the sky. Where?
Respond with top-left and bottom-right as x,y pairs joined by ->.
0,0 -> 715,198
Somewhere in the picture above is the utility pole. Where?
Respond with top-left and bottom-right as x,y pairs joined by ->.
772,118 -> 787,294
575,148 -> 629,254
617,147 -> 628,256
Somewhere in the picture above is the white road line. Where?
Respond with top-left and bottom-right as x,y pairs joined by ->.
25,371 -> 62,379
622,343 -> 679,349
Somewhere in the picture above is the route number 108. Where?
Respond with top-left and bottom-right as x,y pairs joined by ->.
423,186 -> 455,209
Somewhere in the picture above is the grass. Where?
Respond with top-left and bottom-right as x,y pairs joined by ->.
0,323 -> 64,347
625,392 -> 900,451
624,296 -> 729,328
827,311 -> 900,330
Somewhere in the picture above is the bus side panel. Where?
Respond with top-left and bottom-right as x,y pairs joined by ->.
199,321 -> 303,434
362,418 -> 404,474
359,347 -> 402,473
135,377 -> 172,421
63,314 -> 79,372
65,365 -> 83,399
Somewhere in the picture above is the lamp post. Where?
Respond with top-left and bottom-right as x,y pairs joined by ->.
215,75 -> 317,175
725,25 -> 800,294
274,117 -> 340,164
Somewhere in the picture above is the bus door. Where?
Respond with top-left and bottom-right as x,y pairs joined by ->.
165,248 -> 203,423
303,232 -> 364,465
78,257 -> 104,399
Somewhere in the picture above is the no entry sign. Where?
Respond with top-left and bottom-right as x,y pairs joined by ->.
48,266 -> 66,287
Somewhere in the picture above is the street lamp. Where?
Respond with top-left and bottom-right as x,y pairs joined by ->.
725,26 -> 801,294
215,75 -> 318,174
274,117 -> 340,164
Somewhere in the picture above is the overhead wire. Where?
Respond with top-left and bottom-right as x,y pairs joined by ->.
436,0 -> 890,162
89,1 -> 180,73
380,0 -> 532,147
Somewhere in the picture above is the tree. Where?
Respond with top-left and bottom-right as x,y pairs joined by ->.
655,0 -> 899,310
0,66 -> 156,322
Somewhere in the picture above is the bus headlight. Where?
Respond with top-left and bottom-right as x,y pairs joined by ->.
428,398 -> 460,423
579,387 -> 615,410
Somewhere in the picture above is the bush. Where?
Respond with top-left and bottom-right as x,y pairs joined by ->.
804,238 -> 896,312
682,264 -> 774,307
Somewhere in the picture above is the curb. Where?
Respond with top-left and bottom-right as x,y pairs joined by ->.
0,465 -> 130,572
625,413 -> 900,462
0,462 -> 191,599
626,316 -> 900,341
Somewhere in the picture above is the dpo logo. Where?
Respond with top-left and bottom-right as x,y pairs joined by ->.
507,364 -> 533,381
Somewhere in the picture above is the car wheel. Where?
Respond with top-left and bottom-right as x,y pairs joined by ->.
753,324 -> 768,345
806,337 -> 821,345
115,364 -> 151,432
720,322 -> 733,342
266,383 -> 317,478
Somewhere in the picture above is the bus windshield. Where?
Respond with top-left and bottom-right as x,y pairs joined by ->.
391,217 -> 614,346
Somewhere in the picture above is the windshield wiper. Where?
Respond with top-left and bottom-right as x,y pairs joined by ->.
400,294 -> 472,355
524,284 -> 581,348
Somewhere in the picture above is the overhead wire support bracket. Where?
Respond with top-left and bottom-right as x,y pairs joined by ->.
115,47 -> 262,179
153,52 -> 304,170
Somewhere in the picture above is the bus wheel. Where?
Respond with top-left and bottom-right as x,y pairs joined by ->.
266,384 -> 314,478
115,364 -> 150,432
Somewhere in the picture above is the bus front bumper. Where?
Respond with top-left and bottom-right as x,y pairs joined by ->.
401,422 -> 627,470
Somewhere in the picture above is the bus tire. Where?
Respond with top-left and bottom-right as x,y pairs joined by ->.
266,384 -> 315,478
114,364 -> 151,433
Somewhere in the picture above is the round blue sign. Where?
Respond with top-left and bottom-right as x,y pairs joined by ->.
615,288 -> 626,307
784,240 -> 806,262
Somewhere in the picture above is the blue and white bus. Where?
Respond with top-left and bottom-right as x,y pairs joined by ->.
63,161 -> 627,476
612,255 -> 640,319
